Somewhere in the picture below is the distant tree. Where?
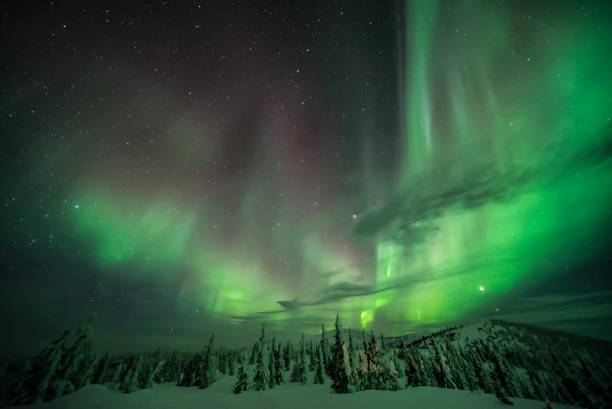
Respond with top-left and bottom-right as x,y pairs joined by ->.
290,334 -> 307,384
199,334 -> 216,389
384,359 -> 400,391
356,350 -> 369,391
320,324 -> 331,376
92,353 -> 111,384
273,341 -> 284,385
23,330 -> 70,402
228,351 -> 236,376
143,359 -> 165,389
308,341 -> 316,372
404,347 -> 421,387
268,337 -> 277,389
249,341 -> 258,366
61,320 -> 96,392
252,324 -> 269,391
313,345 -> 325,385
233,358 -> 248,394
281,340 -> 290,371
366,333 -> 384,390
433,344 -> 457,389
347,329 -> 355,370
119,356 -> 142,393
330,315 -> 352,393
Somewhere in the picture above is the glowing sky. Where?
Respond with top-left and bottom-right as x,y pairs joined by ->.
1,0 -> 611,354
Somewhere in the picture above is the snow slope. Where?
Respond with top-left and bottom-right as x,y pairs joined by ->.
6,376 -> 580,409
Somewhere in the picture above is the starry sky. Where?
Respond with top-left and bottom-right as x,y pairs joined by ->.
1,0 -> 612,355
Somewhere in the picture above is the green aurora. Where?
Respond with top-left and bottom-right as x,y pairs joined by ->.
1,0 -> 611,352
67,0 -> 612,335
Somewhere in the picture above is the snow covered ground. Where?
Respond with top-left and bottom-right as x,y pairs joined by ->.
6,376 -> 580,409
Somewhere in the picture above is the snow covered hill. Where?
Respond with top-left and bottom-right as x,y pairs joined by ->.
4,376 -> 580,409
2,319 -> 610,409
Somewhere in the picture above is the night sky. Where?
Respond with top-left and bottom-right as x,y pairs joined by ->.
1,0 -> 612,356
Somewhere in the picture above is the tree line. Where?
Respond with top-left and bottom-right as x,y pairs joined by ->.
1,317 -> 610,408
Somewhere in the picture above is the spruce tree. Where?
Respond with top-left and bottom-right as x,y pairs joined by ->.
357,350 -> 369,391
268,337 -> 277,389
119,356 -> 142,393
283,340 -> 291,371
252,324 -> 269,390
273,342 -> 284,385
320,324 -> 331,376
93,353 -> 111,385
347,329 -> 355,370
233,358 -> 248,394
405,348 -> 421,387
199,334 -> 216,389
228,351 -> 236,376
313,345 -> 325,385
330,314 -> 351,393
290,333 -> 307,384
366,333 -> 384,390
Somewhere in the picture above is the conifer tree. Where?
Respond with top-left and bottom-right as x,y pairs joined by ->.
290,333 -> 307,384
273,342 -> 284,385
366,333 -> 384,389
228,351 -> 236,376
233,357 -> 248,394
21,329 -> 71,402
268,337 -> 277,389
330,314 -> 351,393
320,324 -> 331,376
347,329 -> 355,370
357,350 -> 369,391
384,359 -> 400,391
252,324 -> 269,390
62,320 -> 95,392
313,345 -> 325,385
119,356 -> 142,393
308,341 -> 316,372
199,334 -> 216,389
405,347 -> 421,387
93,353 -> 111,385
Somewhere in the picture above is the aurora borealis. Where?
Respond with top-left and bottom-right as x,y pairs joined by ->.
1,0 -> 612,354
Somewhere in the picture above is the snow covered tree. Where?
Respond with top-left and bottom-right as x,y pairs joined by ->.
233,357 -> 248,394
330,314 -> 352,393
228,351 -> 236,376
178,352 -> 201,387
93,353 -> 110,384
119,356 -> 142,393
308,341 -> 316,372
143,359 -> 165,389
433,344 -> 457,389
290,333 -> 307,384
26,329 -> 70,402
404,347 -> 422,387
320,324 -> 331,376
268,337 -> 277,389
384,358 -> 400,391
356,350 -> 369,391
347,329 -> 355,370
366,333 -> 385,390
198,334 -> 216,389
313,345 -> 325,385
252,324 -> 269,391
61,320 -> 96,392
283,340 -> 291,371
273,341 -> 284,385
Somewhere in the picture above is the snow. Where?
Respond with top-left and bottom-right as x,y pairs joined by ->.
6,376 -> 580,409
